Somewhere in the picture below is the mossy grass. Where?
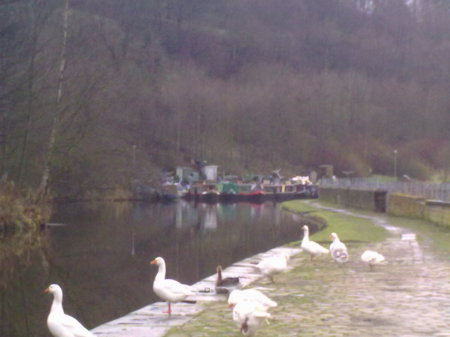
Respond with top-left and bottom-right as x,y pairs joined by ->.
282,200 -> 388,243
383,214 -> 450,257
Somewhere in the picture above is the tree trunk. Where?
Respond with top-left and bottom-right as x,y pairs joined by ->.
0,105 -> 8,180
17,2 -> 38,184
39,0 -> 70,196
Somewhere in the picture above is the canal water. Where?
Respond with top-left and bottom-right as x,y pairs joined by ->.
0,200 -> 304,337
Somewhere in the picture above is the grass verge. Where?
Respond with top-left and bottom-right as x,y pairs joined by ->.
282,200 -> 388,243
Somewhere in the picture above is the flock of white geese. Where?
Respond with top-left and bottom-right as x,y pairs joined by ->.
44,225 -> 386,337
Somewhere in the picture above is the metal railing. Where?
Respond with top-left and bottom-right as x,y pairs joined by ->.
320,178 -> 450,202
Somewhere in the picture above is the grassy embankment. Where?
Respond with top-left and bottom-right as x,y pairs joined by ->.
282,200 -> 388,243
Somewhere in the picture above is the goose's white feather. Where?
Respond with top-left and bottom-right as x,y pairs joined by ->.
45,284 -> 95,337
232,300 -> 272,336
256,254 -> 289,282
361,250 -> 385,268
150,257 -> 194,313
301,225 -> 329,259
330,232 -> 349,264
228,289 -> 277,309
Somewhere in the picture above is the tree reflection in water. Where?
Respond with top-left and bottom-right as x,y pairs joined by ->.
0,229 -> 49,337
0,200 -> 305,337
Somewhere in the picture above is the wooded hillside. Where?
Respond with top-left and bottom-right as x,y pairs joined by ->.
2,0 -> 450,197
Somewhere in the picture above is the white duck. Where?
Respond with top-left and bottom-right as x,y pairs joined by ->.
361,250 -> 386,270
329,232 -> 349,264
228,289 -> 277,309
150,256 -> 195,315
255,253 -> 290,283
232,300 -> 272,336
45,284 -> 96,337
301,225 -> 329,261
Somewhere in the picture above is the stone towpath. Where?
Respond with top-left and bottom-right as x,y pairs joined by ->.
91,206 -> 450,337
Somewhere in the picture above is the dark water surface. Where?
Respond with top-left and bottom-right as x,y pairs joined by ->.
0,200 -> 304,337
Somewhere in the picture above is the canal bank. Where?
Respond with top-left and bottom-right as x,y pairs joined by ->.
91,200 -> 450,337
91,246 -> 302,337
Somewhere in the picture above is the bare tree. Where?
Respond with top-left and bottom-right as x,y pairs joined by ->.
39,0 -> 70,195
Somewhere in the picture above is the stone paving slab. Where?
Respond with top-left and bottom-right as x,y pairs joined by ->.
91,247 -> 302,337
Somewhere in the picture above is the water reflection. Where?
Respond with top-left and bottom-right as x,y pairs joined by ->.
0,201 -> 303,337
0,230 -> 49,337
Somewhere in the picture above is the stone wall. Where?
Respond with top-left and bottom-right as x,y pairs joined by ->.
386,193 -> 426,218
388,193 -> 450,229
424,200 -> 450,229
320,188 -> 450,229
319,187 -> 387,212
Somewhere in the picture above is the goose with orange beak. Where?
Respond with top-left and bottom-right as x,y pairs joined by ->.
44,284 -> 96,337
150,257 -> 195,315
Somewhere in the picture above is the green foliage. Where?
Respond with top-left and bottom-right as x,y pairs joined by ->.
368,175 -> 397,182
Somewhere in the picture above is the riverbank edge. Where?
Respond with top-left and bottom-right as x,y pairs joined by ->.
90,200 -> 387,337
90,246 -> 303,337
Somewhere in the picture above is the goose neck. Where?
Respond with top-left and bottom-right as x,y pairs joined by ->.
302,229 -> 309,242
51,290 -> 64,314
155,262 -> 166,281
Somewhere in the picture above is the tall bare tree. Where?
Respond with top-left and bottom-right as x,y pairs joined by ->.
39,0 -> 70,195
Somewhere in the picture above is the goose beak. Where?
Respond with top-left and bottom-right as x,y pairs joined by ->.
44,287 -> 49,293
227,303 -> 234,308
150,259 -> 157,265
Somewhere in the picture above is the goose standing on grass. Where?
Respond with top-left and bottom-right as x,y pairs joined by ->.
361,250 -> 386,270
215,265 -> 241,294
329,232 -> 349,264
232,300 -> 272,336
45,284 -> 96,337
150,257 -> 195,315
255,253 -> 290,283
228,289 -> 277,309
301,225 -> 329,261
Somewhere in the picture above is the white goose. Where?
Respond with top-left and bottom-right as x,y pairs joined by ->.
255,253 -> 290,283
150,257 -> 195,315
45,284 -> 96,337
301,225 -> 329,261
232,300 -> 272,336
361,250 -> 386,270
228,289 -> 277,309
329,232 -> 349,264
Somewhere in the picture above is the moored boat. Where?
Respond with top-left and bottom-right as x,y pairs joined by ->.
200,184 -> 220,203
236,183 -> 266,203
158,183 -> 188,202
